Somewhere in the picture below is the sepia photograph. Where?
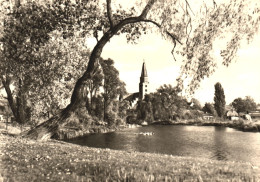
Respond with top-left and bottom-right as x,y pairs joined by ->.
0,0 -> 260,181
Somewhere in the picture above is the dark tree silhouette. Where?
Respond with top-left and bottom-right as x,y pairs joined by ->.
214,82 -> 226,118
231,96 -> 257,113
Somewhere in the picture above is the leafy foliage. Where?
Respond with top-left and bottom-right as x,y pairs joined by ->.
214,82 -> 226,118
136,96 -> 154,123
100,58 -> 128,125
231,96 -> 257,113
203,103 -> 217,116
135,84 -> 195,122
190,98 -> 202,110
0,0 -> 94,124
172,0 -> 260,93
29,29 -> 90,122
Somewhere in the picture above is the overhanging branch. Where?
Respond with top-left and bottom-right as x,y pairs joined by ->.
82,0 -> 159,81
141,19 -> 182,61
141,19 -> 182,45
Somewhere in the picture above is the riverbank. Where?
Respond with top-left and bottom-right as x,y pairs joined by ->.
152,119 -> 260,132
1,129 -> 259,181
55,123 -> 141,140
57,119 -> 260,140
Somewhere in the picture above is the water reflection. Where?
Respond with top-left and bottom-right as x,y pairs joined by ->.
66,125 -> 260,165
212,127 -> 228,161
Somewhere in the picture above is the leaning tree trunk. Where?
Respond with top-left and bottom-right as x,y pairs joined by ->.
23,0 -> 157,140
23,30 -> 114,140
23,41 -> 107,140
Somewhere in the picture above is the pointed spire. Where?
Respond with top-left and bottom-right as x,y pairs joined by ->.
141,61 -> 148,78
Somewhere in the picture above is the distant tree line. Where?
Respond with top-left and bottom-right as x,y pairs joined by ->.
131,82 -> 259,124
128,84 -> 204,124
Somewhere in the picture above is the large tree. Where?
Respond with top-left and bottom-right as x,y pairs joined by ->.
142,84 -> 189,121
99,58 -> 127,124
203,103 -> 217,116
214,82 -> 226,118
1,0 -> 257,140
231,96 -> 257,113
0,2 -> 93,125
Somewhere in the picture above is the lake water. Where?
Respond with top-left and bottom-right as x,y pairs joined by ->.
66,125 -> 260,165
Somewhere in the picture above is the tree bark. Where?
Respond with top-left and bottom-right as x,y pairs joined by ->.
16,78 -> 27,125
1,76 -> 29,127
24,0 -> 158,140
1,76 -> 17,119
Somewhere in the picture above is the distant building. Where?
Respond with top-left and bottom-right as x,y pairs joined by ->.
202,113 -> 214,121
226,109 -> 239,120
249,111 -> 260,120
124,62 -> 149,107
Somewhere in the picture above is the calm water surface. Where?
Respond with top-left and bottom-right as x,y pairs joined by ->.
66,125 -> 260,165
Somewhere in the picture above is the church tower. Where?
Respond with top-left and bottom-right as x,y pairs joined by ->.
139,62 -> 149,100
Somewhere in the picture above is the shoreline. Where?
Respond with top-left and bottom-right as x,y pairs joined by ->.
1,118 -> 259,141
55,119 -> 260,140
151,119 -> 260,132
0,132 -> 259,181
54,124 -> 142,140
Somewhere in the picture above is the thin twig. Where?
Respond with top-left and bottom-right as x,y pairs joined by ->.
185,0 -> 195,16
142,19 -> 182,45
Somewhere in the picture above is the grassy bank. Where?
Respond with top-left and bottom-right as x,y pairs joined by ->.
1,127 -> 260,181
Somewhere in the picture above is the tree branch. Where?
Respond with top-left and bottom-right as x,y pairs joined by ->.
186,17 -> 192,44
213,0 -> 217,8
71,0 -> 159,104
140,0 -> 157,18
106,0 -> 114,28
93,30 -> 99,42
185,0 -> 195,16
